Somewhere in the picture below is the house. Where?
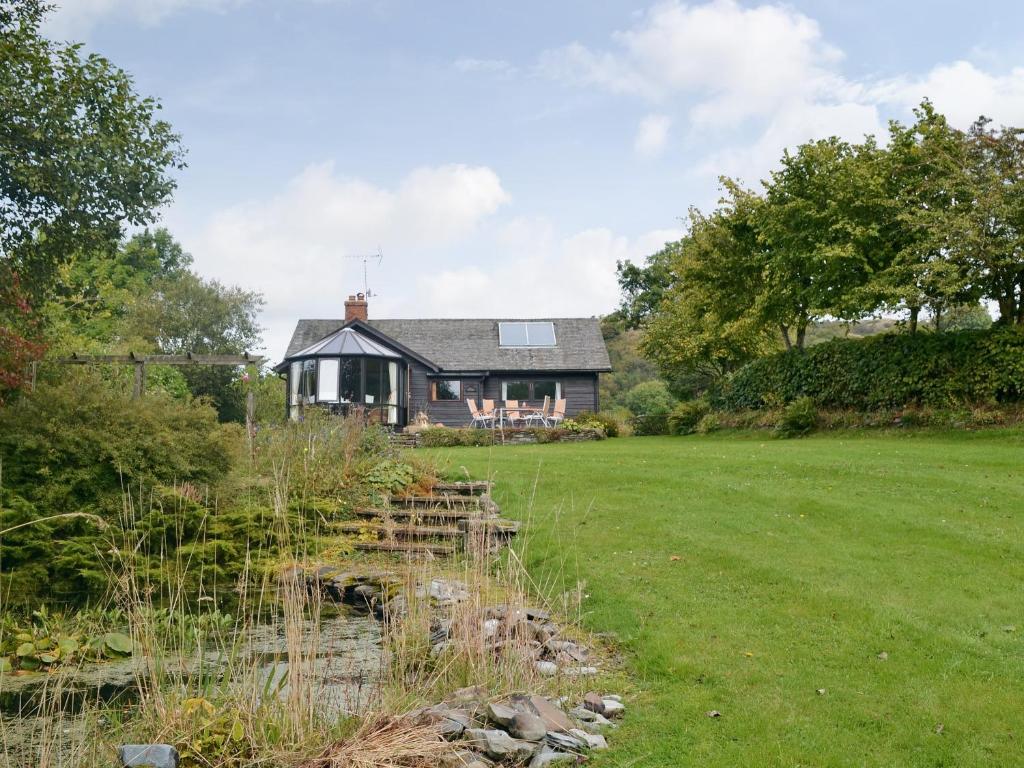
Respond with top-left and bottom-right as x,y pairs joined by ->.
275,293 -> 612,427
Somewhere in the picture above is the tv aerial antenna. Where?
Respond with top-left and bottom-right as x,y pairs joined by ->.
345,248 -> 383,297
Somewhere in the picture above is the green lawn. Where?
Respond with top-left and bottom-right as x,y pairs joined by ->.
429,431 -> 1024,767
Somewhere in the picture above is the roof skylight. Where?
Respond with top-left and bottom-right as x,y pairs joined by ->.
498,321 -> 556,347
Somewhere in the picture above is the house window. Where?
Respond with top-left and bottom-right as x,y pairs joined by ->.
502,380 -> 530,400
317,358 -> 339,402
340,358 -> 360,402
300,360 -> 317,402
431,380 -> 462,401
502,380 -> 560,401
498,321 -> 556,347
533,380 -> 559,400
289,362 -> 301,406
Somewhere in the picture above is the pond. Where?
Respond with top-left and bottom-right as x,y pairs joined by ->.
0,611 -> 383,764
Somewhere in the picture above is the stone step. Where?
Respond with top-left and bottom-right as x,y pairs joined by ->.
389,495 -> 480,508
328,521 -> 463,539
355,507 -> 483,522
431,481 -> 493,496
352,540 -> 458,555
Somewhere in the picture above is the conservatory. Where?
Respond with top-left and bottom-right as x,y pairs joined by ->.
281,326 -> 405,425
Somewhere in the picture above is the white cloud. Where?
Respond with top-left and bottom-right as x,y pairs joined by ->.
539,0 -> 845,124
182,162 -> 510,358
634,113 -> 672,157
415,220 -> 681,318
44,0 -> 248,35
867,61 -> 1024,127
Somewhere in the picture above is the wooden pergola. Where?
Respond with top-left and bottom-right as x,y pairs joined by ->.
53,352 -> 266,399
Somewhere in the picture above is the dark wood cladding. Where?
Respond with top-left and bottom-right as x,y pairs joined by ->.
409,370 -> 600,427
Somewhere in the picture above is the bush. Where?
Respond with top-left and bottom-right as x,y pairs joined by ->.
624,380 -> 675,436
0,373 -> 242,603
623,380 -> 676,416
569,410 -> 621,437
667,399 -> 711,435
774,396 -> 818,438
695,413 -> 721,434
417,427 -> 495,448
714,327 -> 1024,411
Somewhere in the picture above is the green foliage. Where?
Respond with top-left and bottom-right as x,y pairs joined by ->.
715,327 -> 1024,411
620,101 -> 1024,405
667,399 -> 712,436
568,410 -> 621,437
0,371 -> 240,602
0,2 -> 184,398
0,606 -> 135,672
774,396 -> 818,438
623,380 -> 675,435
695,413 -> 721,434
599,313 -> 664,408
418,427 -> 496,448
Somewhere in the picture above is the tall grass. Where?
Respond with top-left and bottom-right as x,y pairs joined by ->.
0,416 -> 594,766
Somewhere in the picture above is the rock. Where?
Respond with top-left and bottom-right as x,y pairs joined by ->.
522,695 -> 577,733
534,661 -> 558,676
119,744 -> 179,768
544,731 -> 587,752
430,619 -> 453,645
445,686 -> 489,717
509,712 -> 548,742
546,640 -> 588,662
352,583 -> 379,602
429,579 -> 470,605
529,747 -> 577,766
527,621 -> 554,643
563,666 -> 598,676
525,607 -> 551,622
482,618 -> 501,639
582,692 -> 605,714
486,701 -> 519,729
602,694 -> 622,702
578,713 -> 615,735
441,749 -> 494,768
601,698 -> 624,718
431,641 -> 450,657
463,729 -> 537,762
569,728 -> 608,750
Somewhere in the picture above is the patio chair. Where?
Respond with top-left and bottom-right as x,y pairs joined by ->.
504,400 -> 522,427
468,400 -> 494,428
481,399 -> 497,420
524,395 -> 551,427
548,398 -> 567,427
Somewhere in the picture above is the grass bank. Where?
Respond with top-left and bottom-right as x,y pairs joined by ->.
428,431 -> 1024,767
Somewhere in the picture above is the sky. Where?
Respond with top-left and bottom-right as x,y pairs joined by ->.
43,0 -> 1024,360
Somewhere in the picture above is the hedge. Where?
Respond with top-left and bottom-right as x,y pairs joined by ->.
712,327 -> 1024,410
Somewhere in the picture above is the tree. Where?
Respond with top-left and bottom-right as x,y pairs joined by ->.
0,0 -> 184,396
956,118 -> 1024,325
755,138 -> 885,348
866,102 -> 976,332
616,242 -> 679,329
639,183 -> 777,393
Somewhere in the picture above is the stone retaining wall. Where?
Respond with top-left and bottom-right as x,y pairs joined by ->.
390,428 -> 604,449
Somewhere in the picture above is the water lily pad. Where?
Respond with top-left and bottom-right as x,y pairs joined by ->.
15,642 -> 36,658
58,637 -> 79,656
103,632 -> 134,656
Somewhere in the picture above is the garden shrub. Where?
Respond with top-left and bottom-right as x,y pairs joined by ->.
774,396 -> 818,438
624,380 -> 675,436
695,413 -> 721,434
567,411 -> 620,437
714,327 -> 1024,411
667,399 -> 711,435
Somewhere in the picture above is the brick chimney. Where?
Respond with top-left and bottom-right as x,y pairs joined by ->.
344,292 -> 368,323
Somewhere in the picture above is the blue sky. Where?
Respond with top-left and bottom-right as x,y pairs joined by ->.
45,1 -> 1024,359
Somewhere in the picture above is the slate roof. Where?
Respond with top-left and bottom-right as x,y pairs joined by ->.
281,317 -> 611,373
